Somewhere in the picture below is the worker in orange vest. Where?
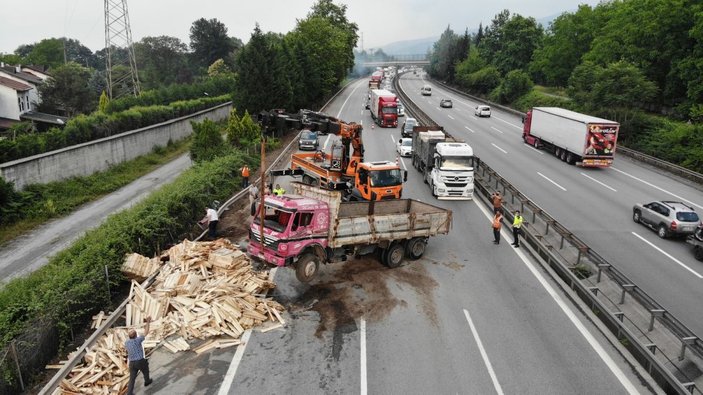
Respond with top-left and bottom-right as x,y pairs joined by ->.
240,165 -> 250,188
492,211 -> 503,245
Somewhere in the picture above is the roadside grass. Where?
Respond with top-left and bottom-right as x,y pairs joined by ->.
0,138 -> 191,246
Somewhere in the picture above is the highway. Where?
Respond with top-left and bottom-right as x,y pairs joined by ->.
397,72 -> 703,338
201,78 -> 654,395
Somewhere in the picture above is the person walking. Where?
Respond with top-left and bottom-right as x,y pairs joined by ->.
249,184 -> 259,216
273,184 -> 285,196
492,211 -> 503,245
240,165 -> 250,188
491,191 -> 502,214
126,316 -> 153,395
511,210 -> 523,248
198,206 -> 219,239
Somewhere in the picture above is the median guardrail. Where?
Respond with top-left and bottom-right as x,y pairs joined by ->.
395,72 -> 702,394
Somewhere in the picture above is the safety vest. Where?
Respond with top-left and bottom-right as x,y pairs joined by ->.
513,215 -> 523,228
273,187 -> 285,196
241,166 -> 250,177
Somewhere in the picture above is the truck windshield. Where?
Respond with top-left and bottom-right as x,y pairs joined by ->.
252,207 -> 292,233
440,157 -> 474,170
369,169 -> 403,187
382,107 -> 398,115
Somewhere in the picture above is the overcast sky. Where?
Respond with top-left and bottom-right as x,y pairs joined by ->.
0,0 -> 604,55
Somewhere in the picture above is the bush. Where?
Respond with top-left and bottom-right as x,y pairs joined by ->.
494,70 -> 534,104
460,66 -> 501,95
190,119 -> 230,162
512,90 -> 576,113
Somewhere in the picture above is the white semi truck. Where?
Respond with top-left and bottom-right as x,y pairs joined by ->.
411,126 -> 474,200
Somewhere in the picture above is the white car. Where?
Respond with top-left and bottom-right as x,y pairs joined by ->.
396,138 -> 413,157
474,105 -> 491,117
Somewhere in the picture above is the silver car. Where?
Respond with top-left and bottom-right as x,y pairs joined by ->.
633,200 -> 700,238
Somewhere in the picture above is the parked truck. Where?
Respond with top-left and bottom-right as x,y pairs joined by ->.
411,126 -> 474,199
248,182 -> 452,282
368,89 -> 398,128
522,107 -> 619,167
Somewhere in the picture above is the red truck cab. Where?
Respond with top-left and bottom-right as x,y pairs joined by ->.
248,194 -> 329,267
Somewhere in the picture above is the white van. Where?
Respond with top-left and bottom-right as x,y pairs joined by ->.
421,85 -> 432,96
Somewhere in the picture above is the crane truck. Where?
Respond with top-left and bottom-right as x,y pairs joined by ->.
522,107 -> 619,167
411,126 -> 474,199
248,182 -> 452,282
368,89 -> 398,128
258,109 -> 406,201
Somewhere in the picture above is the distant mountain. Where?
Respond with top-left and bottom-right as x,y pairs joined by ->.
377,10 -> 566,56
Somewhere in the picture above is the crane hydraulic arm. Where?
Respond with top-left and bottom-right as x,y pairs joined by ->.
258,109 -> 364,177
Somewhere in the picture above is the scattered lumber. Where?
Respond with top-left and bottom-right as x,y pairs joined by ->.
52,238 -> 285,395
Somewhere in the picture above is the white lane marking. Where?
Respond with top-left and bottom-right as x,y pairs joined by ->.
474,204 -> 640,395
470,115 -> 478,120
218,267 -> 278,394
524,144 -> 544,155
337,79 -> 364,118
493,115 -> 522,130
323,134 -> 332,150
490,126 -> 504,134
448,115 -> 455,120
580,172 -> 617,192
537,172 -> 567,191
631,232 -> 703,279
360,317 -> 367,395
463,309 -> 505,395
611,167 -> 703,210
465,126 -> 476,133
492,143 -> 507,154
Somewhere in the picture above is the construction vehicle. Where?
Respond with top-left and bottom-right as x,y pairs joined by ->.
411,126 -> 474,199
248,182 -> 452,282
258,109 -> 406,201
523,107 -> 619,167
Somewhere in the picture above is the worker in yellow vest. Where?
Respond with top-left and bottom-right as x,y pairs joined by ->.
273,184 -> 285,196
512,210 -> 523,248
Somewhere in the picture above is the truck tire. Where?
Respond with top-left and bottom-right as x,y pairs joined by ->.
295,253 -> 320,283
566,152 -> 575,164
385,243 -> 405,268
695,246 -> 703,261
406,237 -> 427,260
302,175 -> 314,185
560,149 -> 568,162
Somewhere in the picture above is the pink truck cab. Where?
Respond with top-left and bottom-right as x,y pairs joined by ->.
248,183 -> 452,283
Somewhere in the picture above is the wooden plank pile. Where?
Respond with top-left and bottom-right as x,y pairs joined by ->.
53,238 -> 285,394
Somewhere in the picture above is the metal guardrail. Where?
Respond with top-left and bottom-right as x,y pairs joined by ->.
395,72 -> 702,394
38,80 -> 357,394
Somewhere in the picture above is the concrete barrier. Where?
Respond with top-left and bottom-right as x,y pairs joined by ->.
0,102 -> 232,189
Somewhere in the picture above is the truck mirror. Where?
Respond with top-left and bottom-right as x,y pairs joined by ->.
404,170 -> 408,182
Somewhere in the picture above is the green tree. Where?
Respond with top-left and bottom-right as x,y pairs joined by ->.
134,36 -> 191,89
189,18 -> 236,68
38,62 -> 97,116
307,0 -> 359,75
226,108 -> 260,153
26,38 -> 64,68
478,9 -> 511,65
208,59 -> 232,77
493,69 -> 534,103
98,91 -> 109,113
189,119 -> 228,162
479,12 -> 543,74
428,26 -> 459,81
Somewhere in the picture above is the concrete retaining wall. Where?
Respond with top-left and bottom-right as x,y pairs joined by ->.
0,102 -> 232,190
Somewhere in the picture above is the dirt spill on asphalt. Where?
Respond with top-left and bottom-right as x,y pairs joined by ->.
289,256 -> 438,353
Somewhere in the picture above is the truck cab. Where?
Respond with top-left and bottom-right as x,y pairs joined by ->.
430,143 -> 474,199
350,161 -> 407,201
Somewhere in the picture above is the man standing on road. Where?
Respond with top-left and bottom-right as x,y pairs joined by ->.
199,206 -> 219,239
492,211 -> 503,245
491,191 -> 502,213
240,165 -> 250,188
512,210 -> 523,248
126,316 -> 153,395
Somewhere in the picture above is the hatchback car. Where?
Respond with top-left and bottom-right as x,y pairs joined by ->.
401,117 -> 417,138
632,200 -> 701,238
475,105 -> 491,117
396,138 -> 413,157
440,99 -> 453,108
397,102 -> 405,117
298,130 -> 319,151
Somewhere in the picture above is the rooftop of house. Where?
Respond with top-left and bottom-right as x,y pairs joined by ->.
0,66 -> 44,85
0,76 -> 32,91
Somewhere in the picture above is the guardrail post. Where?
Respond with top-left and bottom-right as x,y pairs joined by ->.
10,340 -> 24,391
596,264 -> 611,283
620,284 -> 635,304
613,312 -> 625,338
644,343 -> 656,355
648,309 -> 665,332
681,382 -> 696,394
680,337 -> 698,361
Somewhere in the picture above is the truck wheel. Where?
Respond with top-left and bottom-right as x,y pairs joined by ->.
657,225 -> 669,239
533,139 -> 539,148
302,175 -> 314,185
695,246 -> 703,261
385,243 -> 405,268
295,253 -> 320,283
566,152 -> 575,164
406,237 -> 427,260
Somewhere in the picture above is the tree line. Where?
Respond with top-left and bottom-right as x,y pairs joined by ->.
427,0 -> 703,122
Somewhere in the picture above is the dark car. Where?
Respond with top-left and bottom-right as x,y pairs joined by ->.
298,130 -> 319,151
440,99 -> 453,108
